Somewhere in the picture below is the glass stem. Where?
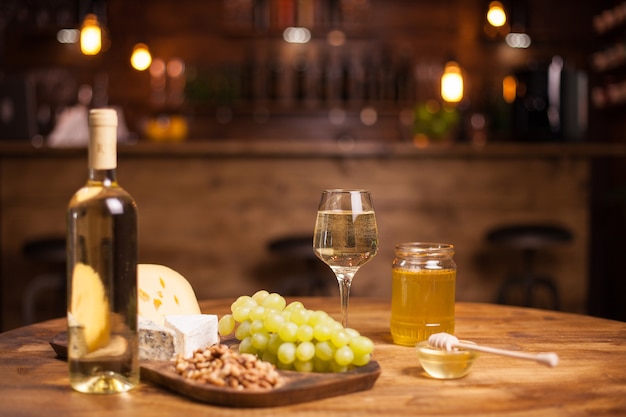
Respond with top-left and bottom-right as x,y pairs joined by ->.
333,268 -> 358,327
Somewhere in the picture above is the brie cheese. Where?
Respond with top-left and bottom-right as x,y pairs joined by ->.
164,314 -> 219,358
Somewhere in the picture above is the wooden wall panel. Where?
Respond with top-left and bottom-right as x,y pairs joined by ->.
0,150 -> 589,329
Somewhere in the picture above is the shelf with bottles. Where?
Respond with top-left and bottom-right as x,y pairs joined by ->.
590,76 -> 626,108
590,2 -> 626,109
591,41 -> 626,72
592,2 -> 626,35
590,6 -> 626,76
183,42 -> 421,115
183,99 -> 418,123
221,0 -> 373,37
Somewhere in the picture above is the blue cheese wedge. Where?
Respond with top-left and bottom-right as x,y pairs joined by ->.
164,314 -> 219,359
138,317 -> 177,361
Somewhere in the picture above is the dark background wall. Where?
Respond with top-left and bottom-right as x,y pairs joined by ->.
0,0 -> 609,142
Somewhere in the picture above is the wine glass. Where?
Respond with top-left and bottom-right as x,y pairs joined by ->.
313,189 -> 379,327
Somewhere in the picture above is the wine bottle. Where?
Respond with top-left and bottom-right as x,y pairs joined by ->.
66,108 -> 139,394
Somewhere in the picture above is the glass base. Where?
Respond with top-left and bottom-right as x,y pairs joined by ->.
70,371 -> 139,394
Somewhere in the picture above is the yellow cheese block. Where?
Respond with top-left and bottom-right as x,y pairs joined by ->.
138,264 -> 201,326
69,263 -> 111,353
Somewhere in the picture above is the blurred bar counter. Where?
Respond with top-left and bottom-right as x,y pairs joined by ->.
1,141 -> 625,330
1,140 -> 625,158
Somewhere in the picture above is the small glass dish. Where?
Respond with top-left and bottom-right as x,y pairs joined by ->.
415,340 -> 479,379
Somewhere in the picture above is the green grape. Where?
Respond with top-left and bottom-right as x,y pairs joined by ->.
334,346 -> 354,366
285,301 -> 304,312
249,305 -> 267,321
232,306 -> 252,323
350,335 -> 374,356
262,292 -> 287,311
264,310 -> 286,333
352,352 -> 371,366
330,361 -> 348,373
313,357 -> 330,373
345,328 -> 361,339
231,295 -> 257,313
315,341 -> 335,361
251,332 -> 269,350
290,307 -> 311,325
239,337 -> 256,354
262,350 -> 277,365
250,319 -> 266,334
296,324 -> 314,342
218,314 -> 235,336
267,333 -> 282,354
308,310 -> 330,326
252,289 -> 270,304
278,322 -> 298,342
331,329 -> 350,348
313,323 -> 332,342
296,341 -> 315,362
294,359 -> 314,372
235,320 -> 251,340
329,320 -> 344,333
280,310 -> 292,322
227,291 -> 374,372
277,342 -> 296,364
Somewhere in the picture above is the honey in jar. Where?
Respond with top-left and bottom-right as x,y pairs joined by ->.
390,242 -> 456,346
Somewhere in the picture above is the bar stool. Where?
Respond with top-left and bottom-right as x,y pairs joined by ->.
486,224 -> 573,310
21,237 -> 66,324
267,235 -> 333,296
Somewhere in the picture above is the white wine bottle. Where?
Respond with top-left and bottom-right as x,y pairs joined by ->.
66,108 -> 139,394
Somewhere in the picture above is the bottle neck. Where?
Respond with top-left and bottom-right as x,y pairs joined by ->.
88,168 -> 117,186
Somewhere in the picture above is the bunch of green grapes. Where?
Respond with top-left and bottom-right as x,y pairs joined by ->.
217,290 -> 374,373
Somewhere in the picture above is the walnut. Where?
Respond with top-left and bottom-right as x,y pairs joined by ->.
174,344 -> 284,390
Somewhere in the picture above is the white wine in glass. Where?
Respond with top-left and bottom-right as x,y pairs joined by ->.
313,189 -> 379,327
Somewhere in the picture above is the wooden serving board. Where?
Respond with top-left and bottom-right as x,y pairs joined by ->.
49,333 -> 381,408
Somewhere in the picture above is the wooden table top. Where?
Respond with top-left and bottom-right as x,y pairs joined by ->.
1,298 -> 625,416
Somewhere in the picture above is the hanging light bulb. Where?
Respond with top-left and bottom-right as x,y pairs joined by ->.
502,75 -> 517,103
441,61 -> 464,103
130,43 -> 152,71
487,1 -> 507,27
80,13 -> 101,55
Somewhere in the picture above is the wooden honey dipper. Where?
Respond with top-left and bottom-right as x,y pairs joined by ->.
427,333 -> 559,367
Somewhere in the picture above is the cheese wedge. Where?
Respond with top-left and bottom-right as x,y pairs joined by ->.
164,314 -> 219,358
138,317 -> 177,361
137,264 -> 201,326
69,263 -> 110,353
